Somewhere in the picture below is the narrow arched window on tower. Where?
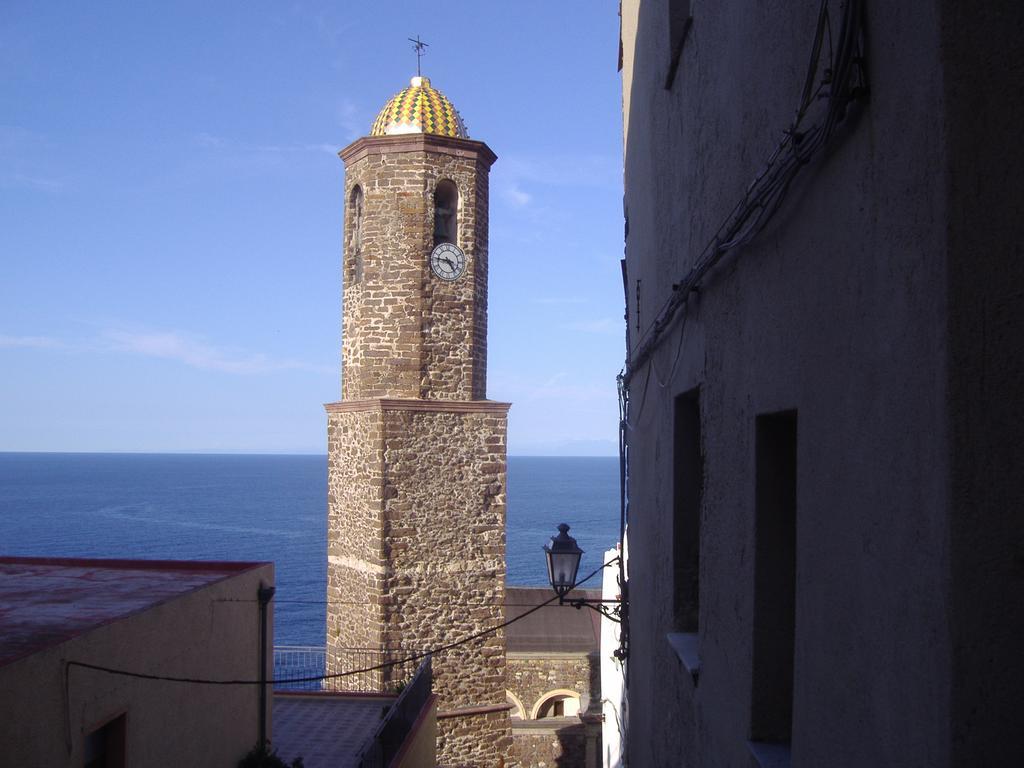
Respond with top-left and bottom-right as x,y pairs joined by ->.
433,180 -> 458,247
349,185 -> 364,283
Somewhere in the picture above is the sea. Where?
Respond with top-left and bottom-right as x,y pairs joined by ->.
0,453 -> 620,646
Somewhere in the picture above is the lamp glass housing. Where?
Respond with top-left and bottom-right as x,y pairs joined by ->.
544,523 -> 583,597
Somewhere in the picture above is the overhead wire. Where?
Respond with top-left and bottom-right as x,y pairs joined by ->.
219,598 -> 601,607
65,558 -> 619,687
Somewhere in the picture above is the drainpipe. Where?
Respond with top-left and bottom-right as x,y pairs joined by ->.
258,584 -> 276,748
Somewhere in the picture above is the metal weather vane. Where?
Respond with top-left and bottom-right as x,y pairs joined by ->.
408,35 -> 429,76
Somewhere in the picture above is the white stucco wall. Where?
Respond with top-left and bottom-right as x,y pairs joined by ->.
600,545 -> 625,768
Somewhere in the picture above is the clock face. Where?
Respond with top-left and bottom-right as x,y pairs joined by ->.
429,242 -> 467,281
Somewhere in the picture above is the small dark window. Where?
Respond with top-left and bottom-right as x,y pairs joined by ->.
673,387 -> 703,632
433,180 -> 458,247
349,185 -> 364,283
84,713 -> 126,768
537,694 -> 579,719
665,0 -> 693,90
751,409 -> 798,746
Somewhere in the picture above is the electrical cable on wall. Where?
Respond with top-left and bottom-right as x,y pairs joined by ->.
623,0 -> 868,393
613,0 -> 869,692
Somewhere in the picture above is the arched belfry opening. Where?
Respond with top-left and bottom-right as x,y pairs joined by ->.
433,179 -> 458,247
348,185 -> 364,283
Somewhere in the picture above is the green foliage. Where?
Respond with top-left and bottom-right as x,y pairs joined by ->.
237,744 -> 304,768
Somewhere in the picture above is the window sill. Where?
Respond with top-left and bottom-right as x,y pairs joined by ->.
747,741 -> 791,768
665,632 -> 700,684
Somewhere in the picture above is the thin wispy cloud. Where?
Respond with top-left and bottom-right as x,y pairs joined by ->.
336,97 -> 367,142
0,126 -> 66,191
0,125 -> 45,152
193,132 -> 338,156
491,371 -> 614,403
0,328 -> 330,376
563,318 -> 622,335
0,334 -> 64,349
193,132 -> 227,149
0,173 -> 65,191
501,183 -> 532,208
103,330 -> 332,375
531,297 -> 588,306
311,11 -> 354,46
498,152 -> 620,190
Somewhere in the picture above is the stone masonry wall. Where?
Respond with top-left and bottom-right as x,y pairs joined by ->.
510,722 -> 590,768
508,653 -> 601,768
380,405 -> 510,766
325,408 -> 387,689
325,400 -> 511,766
507,654 -> 599,719
340,136 -> 493,402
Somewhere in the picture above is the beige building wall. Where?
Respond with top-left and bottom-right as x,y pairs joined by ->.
0,561 -> 273,767
393,696 -> 439,768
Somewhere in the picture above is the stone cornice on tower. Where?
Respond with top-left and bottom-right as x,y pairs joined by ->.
339,134 -> 497,169
325,398 -> 511,415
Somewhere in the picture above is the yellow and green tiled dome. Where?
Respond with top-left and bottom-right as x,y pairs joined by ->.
370,76 -> 468,139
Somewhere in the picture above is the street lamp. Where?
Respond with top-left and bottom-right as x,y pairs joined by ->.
543,523 -> 583,598
543,523 -> 626,629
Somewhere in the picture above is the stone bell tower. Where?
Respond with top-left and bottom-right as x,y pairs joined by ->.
325,74 -> 511,766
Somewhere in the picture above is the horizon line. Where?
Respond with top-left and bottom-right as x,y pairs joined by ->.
0,449 -> 619,458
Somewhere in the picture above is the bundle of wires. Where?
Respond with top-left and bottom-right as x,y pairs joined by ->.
613,1 -> 869,672
623,0 -> 868,388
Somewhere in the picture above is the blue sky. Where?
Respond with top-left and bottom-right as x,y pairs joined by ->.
0,1 -> 624,455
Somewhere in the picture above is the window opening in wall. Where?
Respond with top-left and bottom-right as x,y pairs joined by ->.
534,691 -> 581,720
349,185 -> 364,283
750,409 -> 798,750
433,179 -> 458,247
673,387 -> 703,632
665,0 -> 693,90
84,713 -> 126,768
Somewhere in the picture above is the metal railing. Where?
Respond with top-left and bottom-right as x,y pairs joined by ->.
273,645 -> 422,694
273,645 -> 325,691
